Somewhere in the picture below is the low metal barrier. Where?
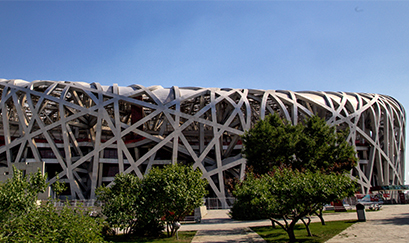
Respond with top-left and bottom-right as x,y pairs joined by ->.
51,199 -> 104,208
205,197 -> 236,209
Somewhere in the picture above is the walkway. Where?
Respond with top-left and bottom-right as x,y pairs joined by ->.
180,205 -> 409,242
326,204 -> 409,243
181,210 -> 268,242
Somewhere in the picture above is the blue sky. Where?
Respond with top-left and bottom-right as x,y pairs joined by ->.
1,1 -> 409,181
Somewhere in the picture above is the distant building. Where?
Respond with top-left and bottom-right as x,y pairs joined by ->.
0,79 -> 405,207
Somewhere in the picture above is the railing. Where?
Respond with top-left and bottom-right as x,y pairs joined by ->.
205,197 -> 236,209
52,199 -> 104,208
50,198 -> 235,210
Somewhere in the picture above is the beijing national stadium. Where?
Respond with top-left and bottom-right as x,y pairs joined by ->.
0,79 -> 405,208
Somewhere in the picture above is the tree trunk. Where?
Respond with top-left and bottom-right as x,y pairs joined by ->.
271,219 -> 276,228
271,217 -> 298,242
170,224 -> 175,236
301,217 -> 312,236
314,207 -> 326,225
287,223 -> 297,242
285,219 -> 298,242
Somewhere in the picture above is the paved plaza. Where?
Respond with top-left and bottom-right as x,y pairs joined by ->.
180,204 -> 409,242
327,204 -> 409,243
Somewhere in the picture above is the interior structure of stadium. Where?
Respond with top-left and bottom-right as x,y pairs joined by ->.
0,79 -> 405,207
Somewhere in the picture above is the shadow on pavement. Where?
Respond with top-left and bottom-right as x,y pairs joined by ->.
200,218 -> 233,224
377,213 -> 409,225
196,229 -> 243,236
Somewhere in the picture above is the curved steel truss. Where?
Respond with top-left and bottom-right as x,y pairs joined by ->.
0,79 -> 405,207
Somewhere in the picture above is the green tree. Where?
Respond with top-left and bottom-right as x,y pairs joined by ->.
234,114 -> 358,240
240,114 -> 357,225
97,164 -> 208,237
50,172 -> 67,199
229,173 -> 271,221
96,173 -> 154,236
0,166 -> 47,224
231,168 -> 356,242
143,164 -> 208,236
241,114 -> 357,175
295,115 -> 357,173
241,113 -> 300,175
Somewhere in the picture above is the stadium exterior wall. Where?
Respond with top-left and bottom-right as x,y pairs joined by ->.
0,79 -> 405,207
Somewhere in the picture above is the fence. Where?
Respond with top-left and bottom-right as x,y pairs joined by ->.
51,198 -> 235,210
52,199 -> 104,208
205,197 -> 236,209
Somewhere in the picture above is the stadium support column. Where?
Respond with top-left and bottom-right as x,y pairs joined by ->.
199,95 -> 205,154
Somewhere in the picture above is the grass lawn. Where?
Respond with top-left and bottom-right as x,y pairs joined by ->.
252,220 -> 356,243
323,209 -> 380,214
104,231 -> 196,243
323,209 -> 356,213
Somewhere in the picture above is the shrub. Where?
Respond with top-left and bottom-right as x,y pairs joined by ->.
0,203 -> 104,243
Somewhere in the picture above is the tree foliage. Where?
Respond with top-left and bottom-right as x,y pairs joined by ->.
0,203 -> 104,243
50,172 -> 67,199
97,164 -> 208,237
241,114 -> 357,175
144,164 -> 208,236
233,114 -> 358,241
231,168 -> 356,242
96,173 -> 149,235
229,173 -> 271,220
296,116 -> 357,173
0,166 -> 47,224
241,114 -> 299,175
0,166 -> 104,242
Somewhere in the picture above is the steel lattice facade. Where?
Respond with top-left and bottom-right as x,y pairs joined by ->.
0,79 -> 405,207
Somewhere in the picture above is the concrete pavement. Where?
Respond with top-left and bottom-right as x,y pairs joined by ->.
326,204 -> 409,243
181,210 -> 267,243
180,205 -> 409,242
